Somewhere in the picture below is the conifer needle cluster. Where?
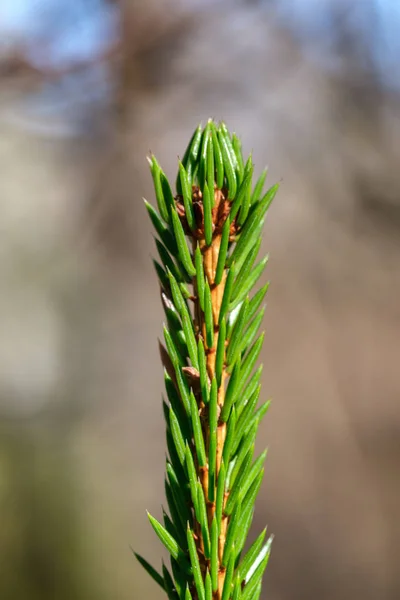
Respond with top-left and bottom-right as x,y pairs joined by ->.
135,119 -> 278,600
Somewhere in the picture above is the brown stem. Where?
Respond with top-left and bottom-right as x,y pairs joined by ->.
191,190 -> 231,600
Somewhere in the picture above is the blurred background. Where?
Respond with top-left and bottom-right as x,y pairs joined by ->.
1,1 -> 400,599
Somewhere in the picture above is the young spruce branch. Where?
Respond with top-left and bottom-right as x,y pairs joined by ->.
135,120 -> 278,600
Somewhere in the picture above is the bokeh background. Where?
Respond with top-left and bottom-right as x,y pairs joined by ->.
1,1 -> 400,599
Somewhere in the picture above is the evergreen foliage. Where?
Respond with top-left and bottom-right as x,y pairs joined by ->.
136,120 -> 277,599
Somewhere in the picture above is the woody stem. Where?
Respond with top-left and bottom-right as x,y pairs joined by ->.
192,194 -> 229,600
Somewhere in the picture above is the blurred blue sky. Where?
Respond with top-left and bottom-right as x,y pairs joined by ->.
0,0 -> 118,66
273,0 -> 400,89
1,0 -> 398,84
0,0 -> 119,135
0,0 -> 398,133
